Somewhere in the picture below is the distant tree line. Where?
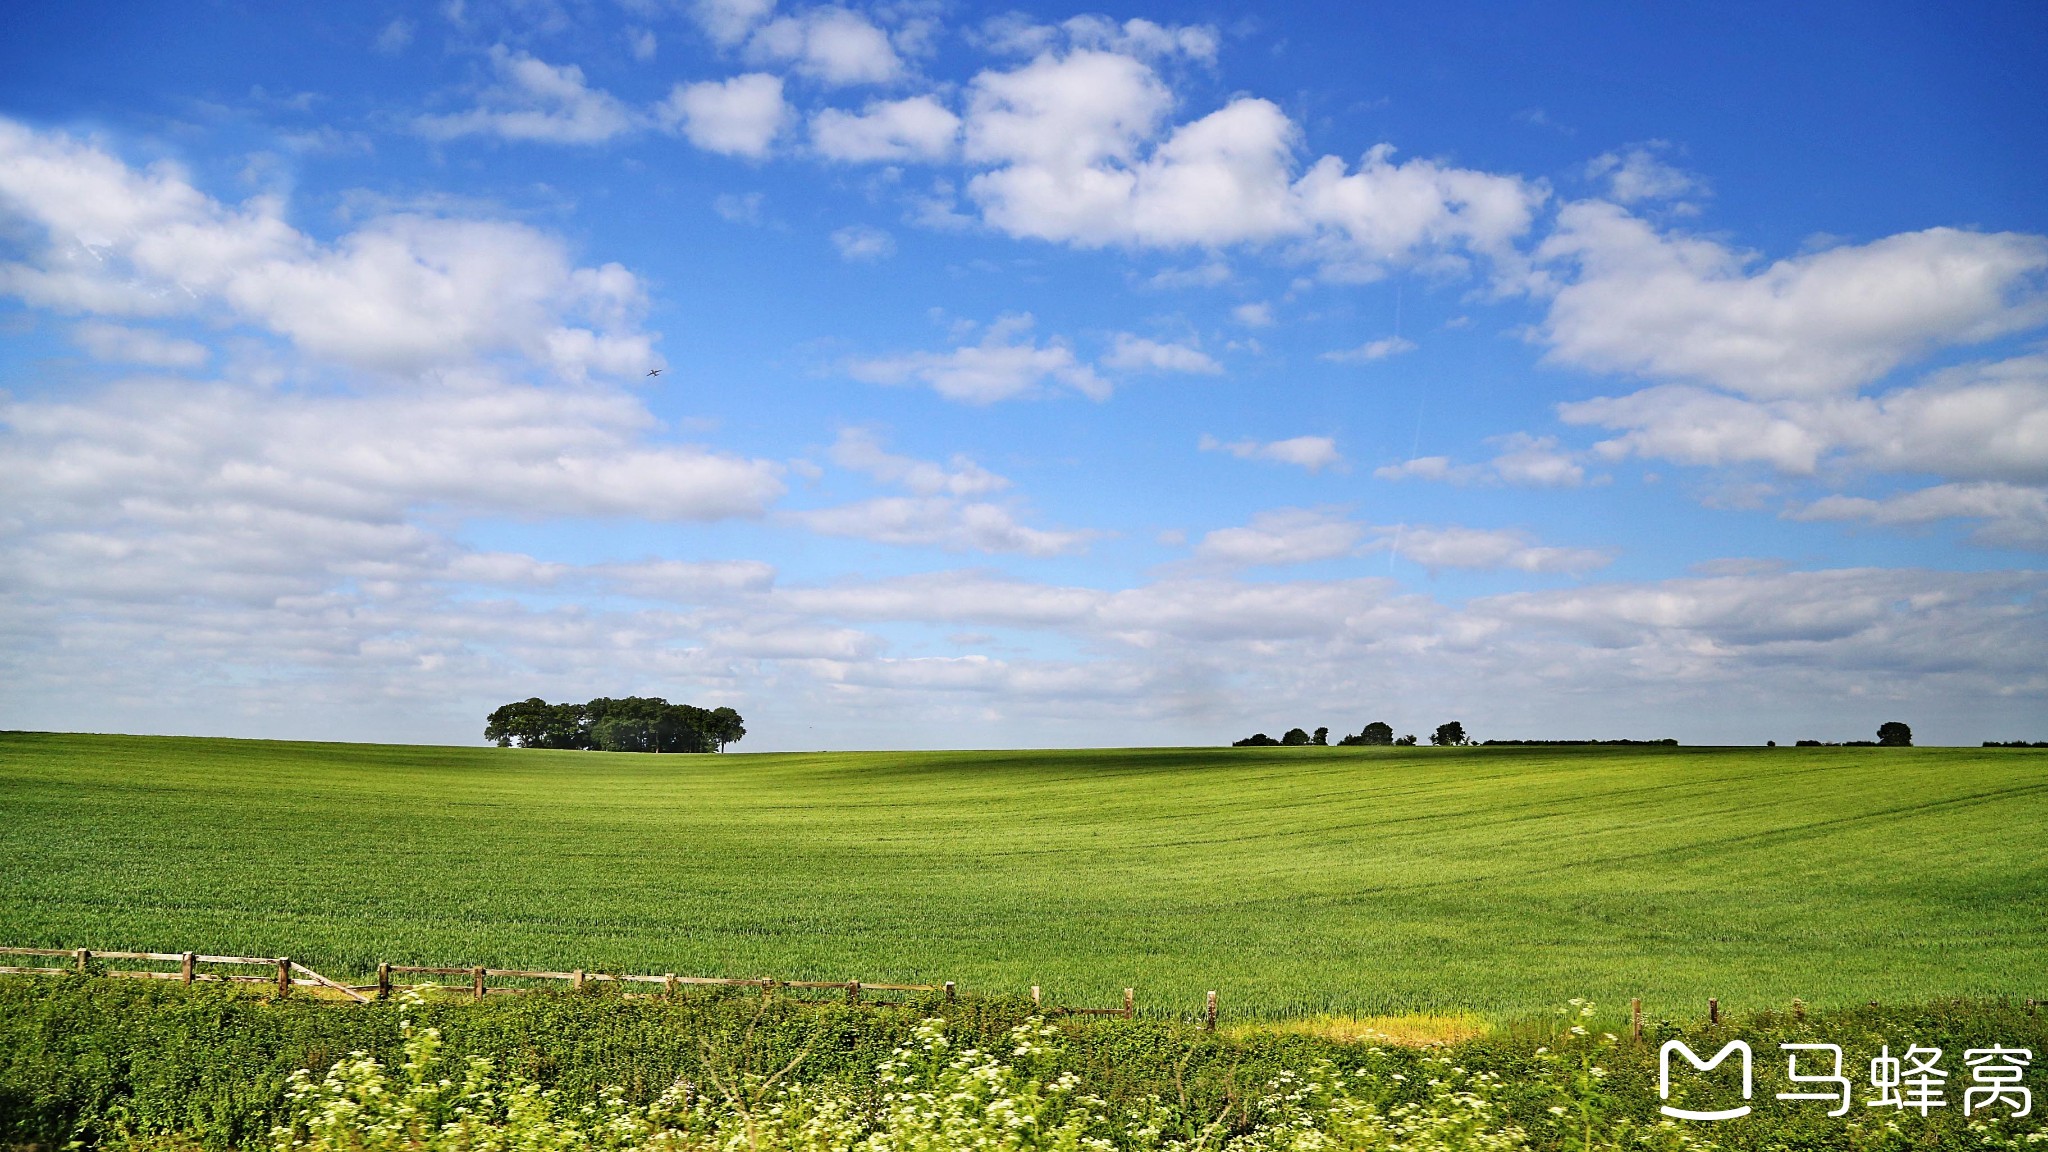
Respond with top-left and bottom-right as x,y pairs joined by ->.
1983,740 -> 2048,748
1480,738 -> 1677,746
485,697 -> 745,753
1793,721 -> 1913,748
1234,720 -> 1465,747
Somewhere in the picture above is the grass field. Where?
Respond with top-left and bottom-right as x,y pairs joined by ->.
1,732 -> 2043,1018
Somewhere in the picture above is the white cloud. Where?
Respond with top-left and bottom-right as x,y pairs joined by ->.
827,428 -> 1008,496
1102,333 -> 1221,374
1585,143 -> 1702,204
951,49 -> 1547,272
1537,201 -> 2048,399
628,28 -> 658,62
713,191 -> 764,223
1322,335 -> 1415,363
657,73 -> 789,157
416,47 -> 636,144
1373,456 -> 1476,484
830,224 -> 896,261
2,378 -> 785,530
374,18 -> 414,55
1562,352 -> 2048,484
1199,434 -> 1343,473
848,314 -> 1109,403
72,321 -> 209,368
1378,525 -> 1611,574
1196,508 -> 1363,567
793,497 -> 1093,555
0,119 -> 651,378
1795,483 -> 2048,550
1060,16 -> 1219,61
811,96 -> 960,162
747,8 -> 902,85
1232,301 -> 1274,327
692,0 -> 776,46
1486,433 -> 1585,487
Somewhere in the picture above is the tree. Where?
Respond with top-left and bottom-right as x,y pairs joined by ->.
1395,734 -> 1417,746
484,698 -> 586,749
1311,726 -> 1329,746
1361,721 -> 1393,746
1877,721 -> 1913,747
1282,727 -> 1311,746
706,706 -> 746,752
486,696 -> 740,753
1431,721 -> 1467,747
1232,733 -> 1279,747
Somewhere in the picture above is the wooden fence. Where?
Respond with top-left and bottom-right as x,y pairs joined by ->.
0,945 -> 1139,1018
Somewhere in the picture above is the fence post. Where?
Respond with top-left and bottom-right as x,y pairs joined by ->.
1031,985 -> 1041,1010
665,973 -> 677,999
377,963 -> 391,1000
1630,998 -> 1642,1042
847,980 -> 861,1006
472,967 -> 485,1000
1708,998 -> 1718,1026
181,952 -> 196,986
1124,988 -> 1136,1019
572,968 -> 585,991
1204,990 -> 1217,1032
944,981 -> 956,1004
75,948 -> 89,975
277,957 -> 292,999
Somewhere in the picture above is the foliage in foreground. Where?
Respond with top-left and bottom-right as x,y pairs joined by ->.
265,1005 -> 1704,1152
7,979 -> 2046,1152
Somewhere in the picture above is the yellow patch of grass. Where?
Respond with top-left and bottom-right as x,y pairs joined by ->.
1227,1013 -> 1493,1048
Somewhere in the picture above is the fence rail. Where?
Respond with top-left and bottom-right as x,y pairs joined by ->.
0,944 -> 1143,1017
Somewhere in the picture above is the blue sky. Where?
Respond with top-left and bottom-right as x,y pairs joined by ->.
2,1 -> 2045,748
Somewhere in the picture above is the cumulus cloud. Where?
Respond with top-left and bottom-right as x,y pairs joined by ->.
1377,434 -> 1584,487
72,321 -> 209,368
1585,142 -> 1702,205
1322,335 -> 1415,363
1102,333 -> 1221,374
1377,525 -> 1611,574
1795,483 -> 2048,550
1562,352 -> 2048,483
0,119 -> 652,378
692,0 -> 777,46
792,497 -> 1094,555
1536,201 -> 2048,399
788,429 -> 1087,555
1195,508 -> 1364,566
811,96 -> 960,162
980,15 -> 1219,61
949,50 -> 1542,272
416,47 -> 636,144
657,73 -> 789,157
746,8 -> 902,85
830,224 -> 895,261
848,314 -> 1108,403
826,428 -> 1008,496
1199,434 -> 1343,473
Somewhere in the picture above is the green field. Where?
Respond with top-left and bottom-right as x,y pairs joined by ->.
2,732 -> 2043,1018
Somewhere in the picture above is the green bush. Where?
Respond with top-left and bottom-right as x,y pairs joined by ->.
3,979 -> 2045,1152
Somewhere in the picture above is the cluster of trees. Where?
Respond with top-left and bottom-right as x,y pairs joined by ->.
1233,721 -> 1466,747
1793,721 -> 1913,748
484,697 -> 745,753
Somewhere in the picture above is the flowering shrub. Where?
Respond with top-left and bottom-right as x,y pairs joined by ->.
268,1001 -> 1653,1152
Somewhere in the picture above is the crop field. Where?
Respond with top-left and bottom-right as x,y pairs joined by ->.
1,732 -> 2044,1018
